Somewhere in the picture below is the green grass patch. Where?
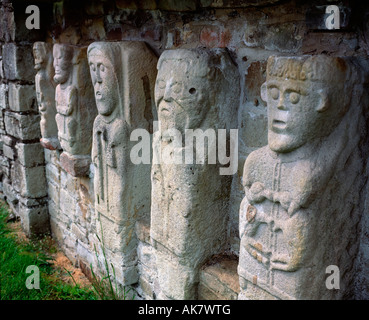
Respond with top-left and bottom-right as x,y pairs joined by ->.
0,202 -> 97,300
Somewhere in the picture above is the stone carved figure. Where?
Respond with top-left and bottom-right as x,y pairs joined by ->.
33,42 -> 60,150
88,41 -> 157,285
151,49 -> 240,299
53,44 -> 97,176
239,55 -> 369,300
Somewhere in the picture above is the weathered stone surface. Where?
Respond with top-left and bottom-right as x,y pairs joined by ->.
47,180 -> 60,209
88,41 -> 157,286
2,179 -> 19,208
244,61 -> 267,107
2,43 -> 35,81
2,144 -> 15,160
137,242 -> 157,295
8,82 -> 37,113
0,83 -> 8,109
239,60 -> 268,160
136,218 -> 151,244
45,162 -> 60,188
53,44 -> 97,175
239,55 -> 369,300
198,256 -> 240,300
12,162 -> 47,199
200,26 -> 232,48
2,135 -> 16,147
81,17 -> 106,41
139,276 -> 155,299
0,5 -> 14,43
16,142 -> 45,168
4,111 -> 41,141
19,203 -> 49,237
0,154 -> 11,178
60,152 -> 90,177
18,195 -> 47,208
33,42 -> 60,150
40,138 -> 60,150
151,48 -> 240,299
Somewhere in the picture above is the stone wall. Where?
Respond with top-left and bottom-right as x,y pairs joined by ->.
0,0 -> 369,300
0,0 -> 51,236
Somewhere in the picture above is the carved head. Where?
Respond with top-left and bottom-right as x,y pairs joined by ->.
155,49 -> 223,133
33,42 -> 47,71
87,42 -> 120,119
53,44 -> 74,84
261,55 -> 350,153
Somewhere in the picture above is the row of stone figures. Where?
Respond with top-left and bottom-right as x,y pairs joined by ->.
33,41 -> 369,300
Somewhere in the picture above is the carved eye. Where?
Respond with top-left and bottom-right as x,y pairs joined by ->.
157,79 -> 166,90
90,64 -> 96,72
289,92 -> 300,104
189,88 -> 196,94
270,87 -> 279,100
100,64 -> 105,72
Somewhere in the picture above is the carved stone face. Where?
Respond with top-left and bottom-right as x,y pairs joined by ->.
53,44 -> 73,84
155,57 -> 212,133
33,42 -> 46,71
263,79 -> 327,153
261,56 -> 350,154
88,48 -> 118,117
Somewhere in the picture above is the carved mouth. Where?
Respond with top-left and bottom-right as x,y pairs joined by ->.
159,100 -> 182,117
159,102 -> 172,114
272,119 -> 287,130
95,91 -> 102,99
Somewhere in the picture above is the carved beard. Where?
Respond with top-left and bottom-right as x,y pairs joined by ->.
53,69 -> 70,84
34,59 -> 44,71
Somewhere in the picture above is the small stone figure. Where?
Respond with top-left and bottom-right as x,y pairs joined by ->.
33,42 -> 59,150
239,55 -> 369,300
88,41 -> 157,285
151,49 -> 240,299
53,43 -> 97,176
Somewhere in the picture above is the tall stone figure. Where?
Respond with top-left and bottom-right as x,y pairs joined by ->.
88,41 -> 157,285
239,55 -> 369,300
33,42 -> 60,150
151,49 -> 240,299
53,44 -> 97,176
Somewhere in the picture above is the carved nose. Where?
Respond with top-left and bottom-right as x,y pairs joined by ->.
163,82 -> 173,102
95,69 -> 102,83
277,95 -> 287,110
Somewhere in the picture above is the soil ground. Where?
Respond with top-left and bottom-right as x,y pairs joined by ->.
7,219 -> 92,288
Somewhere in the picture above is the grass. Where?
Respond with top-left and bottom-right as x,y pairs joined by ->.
0,201 -> 97,300
88,215 -> 135,300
